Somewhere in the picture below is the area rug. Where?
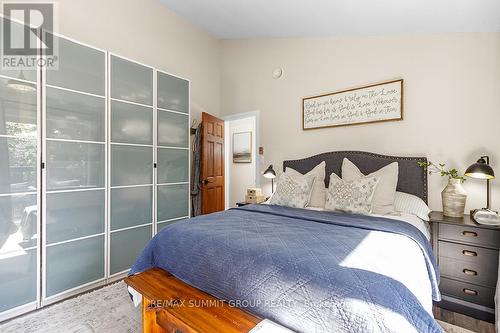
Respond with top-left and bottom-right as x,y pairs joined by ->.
0,282 -> 141,333
0,281 -> 475,333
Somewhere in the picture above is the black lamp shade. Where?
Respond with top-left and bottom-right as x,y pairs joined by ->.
465,157 -> 495,180
263,165 -> 276,179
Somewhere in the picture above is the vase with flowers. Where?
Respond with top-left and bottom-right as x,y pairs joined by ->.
418,161 -> 467,217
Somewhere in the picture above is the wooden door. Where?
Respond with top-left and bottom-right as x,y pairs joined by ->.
201,112 -> 225,214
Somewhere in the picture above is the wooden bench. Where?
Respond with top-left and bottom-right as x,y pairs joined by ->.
124,268 -> 261,333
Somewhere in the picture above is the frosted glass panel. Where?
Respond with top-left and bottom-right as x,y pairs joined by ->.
46,235 -> 104,297
110,56 -> 153,106
0,137 -> 37,194
0,248 -> 36,312
110,225 -> 151,275
0,77 -> 37,137
46,34 -> 105,95
111,100 -> 152,145
157,148 -> 188,183
46,190 -> 105,244
157,111 -> 188,148
47,141 -> 105,191
0,194 -> 38,250
111,186 -> 152,230
0,16 -> 38,314
157,72 -> 189,113
0,18 -> 37,82
111,145 -> 152,186
0,68 -> 36,84
46,87 -> 105,142
157,184 -> 189,221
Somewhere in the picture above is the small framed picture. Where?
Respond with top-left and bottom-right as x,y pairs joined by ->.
233,131 -> 252,163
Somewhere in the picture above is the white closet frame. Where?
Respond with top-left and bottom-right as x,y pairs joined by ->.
107,52 -> 154,282
40,32 -> 108,307
0,31 -> 191,321
0,24 -> 43,321
155,68 -> 191,230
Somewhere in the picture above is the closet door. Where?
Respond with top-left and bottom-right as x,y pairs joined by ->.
0,18 -> 40,316
43,34 -> 106,301
156,71 -> 190,232
109,55 -> 153,276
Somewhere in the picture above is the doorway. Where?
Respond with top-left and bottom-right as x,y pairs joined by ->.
223,111 -> 260,208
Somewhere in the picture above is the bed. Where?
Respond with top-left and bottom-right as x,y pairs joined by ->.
128,151 -> 443,333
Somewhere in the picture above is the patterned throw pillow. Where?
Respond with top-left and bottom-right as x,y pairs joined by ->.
285,161 -> 326,208
341,158 -> 399,215
269,172 -> 316,208
325,173 -> 379,214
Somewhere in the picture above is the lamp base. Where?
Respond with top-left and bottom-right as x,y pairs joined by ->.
470,208 -> 500,226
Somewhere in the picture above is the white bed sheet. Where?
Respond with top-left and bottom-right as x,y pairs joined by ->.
372,212 -> 431,240
303,207 -> 431,240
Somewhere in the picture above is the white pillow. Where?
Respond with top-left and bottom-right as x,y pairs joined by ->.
394,191 -> 431,221
342,158 -> 399,215
285,161 -> 326,208
325,173 -> 379,214
269,172 -> 316,208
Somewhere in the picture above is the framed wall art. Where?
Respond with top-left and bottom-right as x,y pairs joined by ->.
233,131 -> 252,163
302,79 -> 403,130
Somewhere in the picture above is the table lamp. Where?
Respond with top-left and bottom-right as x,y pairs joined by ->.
263,165 -> 276,193
465,156 -> 500,225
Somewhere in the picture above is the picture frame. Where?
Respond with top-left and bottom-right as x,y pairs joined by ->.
302,79 -> 403,130
233,131 -> 252,163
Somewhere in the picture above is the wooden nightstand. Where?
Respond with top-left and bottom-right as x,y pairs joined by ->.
430,211 -> 500,323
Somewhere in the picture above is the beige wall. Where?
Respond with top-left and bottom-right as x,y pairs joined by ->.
220,33 -> 500,211
225,117 -> 257,207
55,0 -> 221,122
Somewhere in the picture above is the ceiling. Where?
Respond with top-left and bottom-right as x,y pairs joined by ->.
159,0 -> 500,39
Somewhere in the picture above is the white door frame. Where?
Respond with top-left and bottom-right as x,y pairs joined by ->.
222,111 -> 260,209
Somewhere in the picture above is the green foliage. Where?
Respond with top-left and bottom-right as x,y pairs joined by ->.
417,161 -> 466,181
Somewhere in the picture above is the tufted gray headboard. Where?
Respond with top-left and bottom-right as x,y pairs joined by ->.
283,151 -> 428,203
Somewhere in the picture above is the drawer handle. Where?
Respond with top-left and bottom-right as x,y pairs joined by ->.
463,269 -> 478,276
462,231 -> 478,237
462,250 -> 477,257
462,288 -> 478,296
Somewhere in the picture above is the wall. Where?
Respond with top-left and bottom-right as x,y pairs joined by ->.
225,116 -> 257,207
220,33 -> 500,211
53,0 -> 221,122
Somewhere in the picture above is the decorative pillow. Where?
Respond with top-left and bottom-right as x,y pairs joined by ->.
342,158 -> 399,215
269,172 -> 316,208
325,173 -> 379,214
394,191 -> 431,221
285,161 -> 326,208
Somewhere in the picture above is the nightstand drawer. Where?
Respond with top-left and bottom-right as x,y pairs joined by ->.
439,241 -> 499,264
439,223 -> 500,249
440,277 -> 495,308
439,256 -> 498,288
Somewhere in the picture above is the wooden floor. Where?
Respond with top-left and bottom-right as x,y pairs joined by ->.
433,307 -> 495,333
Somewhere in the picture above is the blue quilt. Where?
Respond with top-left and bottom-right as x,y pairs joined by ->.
130,204 -> 443,333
